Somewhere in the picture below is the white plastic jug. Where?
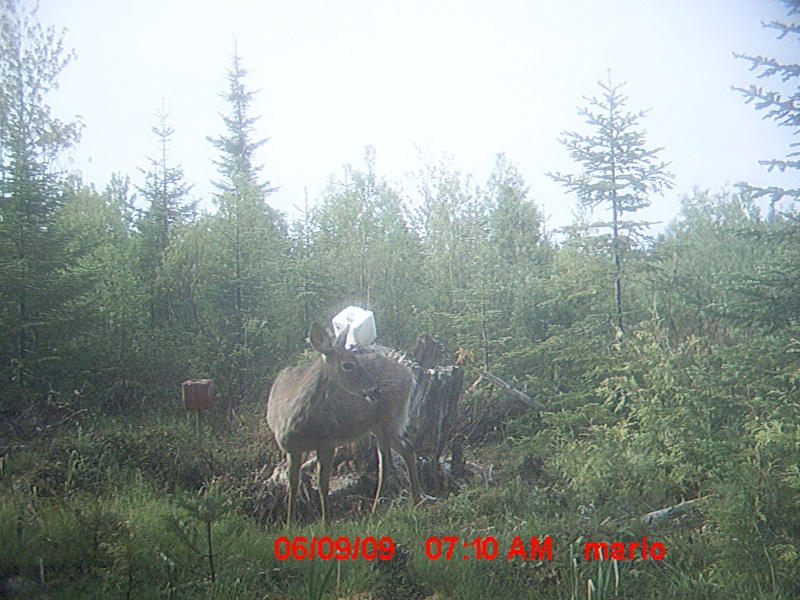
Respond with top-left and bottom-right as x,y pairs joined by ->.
332,306 -> 377,348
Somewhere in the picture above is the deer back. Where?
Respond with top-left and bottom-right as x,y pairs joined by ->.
357,352 -> 414,437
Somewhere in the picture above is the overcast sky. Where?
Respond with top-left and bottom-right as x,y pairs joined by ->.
40,0 -> 797,232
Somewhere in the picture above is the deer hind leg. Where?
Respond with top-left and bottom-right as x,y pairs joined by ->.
287,451 -> 302,524
317,444 -> 335,525
373,437 -> 392,513
394,433 -> 421,505
373,434 -> 421,512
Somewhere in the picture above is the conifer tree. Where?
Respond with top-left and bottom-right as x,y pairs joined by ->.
733,0 -> 800,207
0,0 -> 81,389
206,48 -> 283,320
547,74 -> 674,337
733,1 -> 800,329
136,104 -> 195,327
203,48 -> 288,401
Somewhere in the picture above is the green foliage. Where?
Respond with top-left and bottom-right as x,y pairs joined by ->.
311,147 -> 424,346
167,481 -> 242,584
304,559 -> 338,600
409,150 -> 550,367
0,0 -> 82,396
194,49 -> 294,404
648,188 -> 767,338
50,177 -> 149,396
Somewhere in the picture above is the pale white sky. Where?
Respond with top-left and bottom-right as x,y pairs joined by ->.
40,0 -> 797,232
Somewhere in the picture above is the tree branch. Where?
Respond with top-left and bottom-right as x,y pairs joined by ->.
478,370 -> 546,411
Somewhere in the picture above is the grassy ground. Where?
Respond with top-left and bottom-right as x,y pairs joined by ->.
0,401 -> 794,599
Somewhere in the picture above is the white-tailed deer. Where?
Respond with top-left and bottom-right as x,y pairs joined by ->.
267,322 -> 421,524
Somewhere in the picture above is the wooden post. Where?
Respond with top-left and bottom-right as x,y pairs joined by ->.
182,379 -> 215,436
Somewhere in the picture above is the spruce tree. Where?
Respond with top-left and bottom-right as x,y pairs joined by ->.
203,48 -> 288,402
733,0 -> 800,207
547,73 -> 674,337
136,104 -> 195,328
0,0 -> 82,390
206,48 -> 283,320
733,1 -> 800,329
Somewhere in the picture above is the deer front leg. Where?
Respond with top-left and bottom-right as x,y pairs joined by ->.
287,451 -> 301,524
373,437 -> 392,513
317,444 -> 335,525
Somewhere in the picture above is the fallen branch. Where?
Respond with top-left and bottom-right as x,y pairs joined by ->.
640,495 -> 717,525
479,370 -> 546,412
47,408 -> 89,430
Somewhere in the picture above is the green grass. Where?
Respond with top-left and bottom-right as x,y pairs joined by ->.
0,405 -> 798,599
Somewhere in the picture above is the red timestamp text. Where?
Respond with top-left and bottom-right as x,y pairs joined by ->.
424,535 -> 553,561
274,535 -> 395,561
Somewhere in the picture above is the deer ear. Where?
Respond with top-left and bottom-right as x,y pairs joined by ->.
334,324 -> 350,348
308,322 -> 332,354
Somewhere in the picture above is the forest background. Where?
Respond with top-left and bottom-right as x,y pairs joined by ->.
1,0 -> 800,598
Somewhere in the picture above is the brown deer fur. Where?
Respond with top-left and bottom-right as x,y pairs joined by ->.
267,322 -> 421,523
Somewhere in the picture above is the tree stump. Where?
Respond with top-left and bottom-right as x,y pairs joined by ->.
355,333 -> 463,497
404,334 -> 463,494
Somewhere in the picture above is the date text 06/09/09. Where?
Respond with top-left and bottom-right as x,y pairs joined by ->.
274,535 -> 666,562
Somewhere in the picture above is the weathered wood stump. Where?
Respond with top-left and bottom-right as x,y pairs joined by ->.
404,334 -> 463,494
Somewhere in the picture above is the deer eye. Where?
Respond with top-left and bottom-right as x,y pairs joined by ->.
342,362 -> 356,371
